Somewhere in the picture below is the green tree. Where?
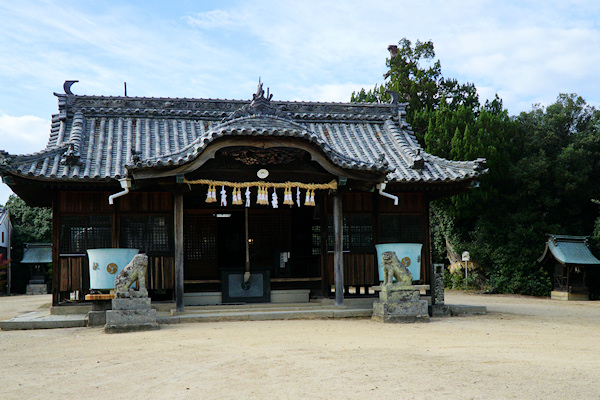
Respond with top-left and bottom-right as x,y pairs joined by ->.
471,94 -> 600,295
352,38 -> 599,296
4,194 -> 52,293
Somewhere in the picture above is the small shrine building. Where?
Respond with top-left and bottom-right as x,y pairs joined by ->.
0,81 -> 486,310
538,235 -> 600,300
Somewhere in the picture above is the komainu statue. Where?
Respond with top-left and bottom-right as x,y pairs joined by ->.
115,253 -> 148,298
381,251 -> 413,287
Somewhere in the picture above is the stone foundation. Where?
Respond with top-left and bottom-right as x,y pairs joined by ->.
26,284 -> 47,295
551,291 -> 589,301
105,297 -> 159,333
372,286 -> 429,323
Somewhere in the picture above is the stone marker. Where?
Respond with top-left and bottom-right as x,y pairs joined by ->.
431,263 -> 450,316
104,254 -> 159,333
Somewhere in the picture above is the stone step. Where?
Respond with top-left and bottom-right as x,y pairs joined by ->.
448,304 -> 487,316
0,312 -> 86,330
171,303 -> 333,315
159,308 -> 373,324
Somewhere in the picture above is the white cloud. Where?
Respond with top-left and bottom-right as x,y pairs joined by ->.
1,0 -> 600,121
0,114 -> 50,155
0,184 -> 14,207
0,114 -> 43,205
291,83 -> 376,103
184,10 -> 236,29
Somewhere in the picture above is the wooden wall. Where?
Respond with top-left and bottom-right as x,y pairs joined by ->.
53,191 -> 174,305
51,189 -> 431,304
323,191 -> 430,288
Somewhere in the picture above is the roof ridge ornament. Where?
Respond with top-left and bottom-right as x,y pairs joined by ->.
60,142 -> 82,166
63,80 -> 79,95
253,77 -> 273,101
222,78 -> 290,122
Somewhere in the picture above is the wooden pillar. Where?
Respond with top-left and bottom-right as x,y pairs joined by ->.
51,193 -> 61,306
320,193 -> 329,298
424,200 -> 432,286
174,193 -> 184,311
333,193 -> 344,306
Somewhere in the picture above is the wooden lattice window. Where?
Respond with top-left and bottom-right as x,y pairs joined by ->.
120,215 -> 172,255
59,215 -> 112,254
379,214 -> 424,244
312,225 -> 321,256
327,214 -> 373,252
184,214 -> 217,261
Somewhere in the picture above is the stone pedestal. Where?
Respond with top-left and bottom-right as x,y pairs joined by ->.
104,297 -> 159,333
26,284 -> 47,295
372,285 -> 429,323
85,293 -> 114,327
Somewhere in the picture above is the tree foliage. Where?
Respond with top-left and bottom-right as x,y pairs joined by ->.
353,38 -> 600,296
3,194 -> 52,293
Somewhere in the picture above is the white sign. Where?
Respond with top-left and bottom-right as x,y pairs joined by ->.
462,251 -> 470,262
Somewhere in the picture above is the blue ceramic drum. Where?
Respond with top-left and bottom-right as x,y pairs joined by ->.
87,248 -> 139,290
375,243 -> 423,282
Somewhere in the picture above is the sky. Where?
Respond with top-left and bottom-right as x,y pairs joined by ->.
1,0 -> 599,205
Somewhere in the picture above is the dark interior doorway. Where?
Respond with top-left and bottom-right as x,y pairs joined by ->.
216,211 -> 245,271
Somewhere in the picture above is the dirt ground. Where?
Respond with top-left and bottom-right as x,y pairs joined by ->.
1,291 -> 599,400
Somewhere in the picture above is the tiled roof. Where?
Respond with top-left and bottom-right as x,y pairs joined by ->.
21,243 -> 52,264
0,84 -> 486,185
0,208 -> 8,227
538,235 -> 600,266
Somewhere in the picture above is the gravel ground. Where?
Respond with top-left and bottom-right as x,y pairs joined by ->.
1,291 -> 599,400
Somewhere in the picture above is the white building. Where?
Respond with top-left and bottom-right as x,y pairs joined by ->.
0,206 -> 13,293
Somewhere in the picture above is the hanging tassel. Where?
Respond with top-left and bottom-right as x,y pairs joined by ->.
205,185 -> 212,203
272,187 -> 279,208
283,187 -> 293,205
296,187 -> 301,207
220,185 -> 227,206
304,188 -> 311,206
206,185 -> 217,203
236,187 -> 242,205
210,185 -> 217,203
231,187 -> 238,205
309,189 -> 315,206
245,187 -> 251,207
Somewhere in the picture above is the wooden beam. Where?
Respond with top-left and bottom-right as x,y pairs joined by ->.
174,193 -> 184,311
333,193 -> 344,306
